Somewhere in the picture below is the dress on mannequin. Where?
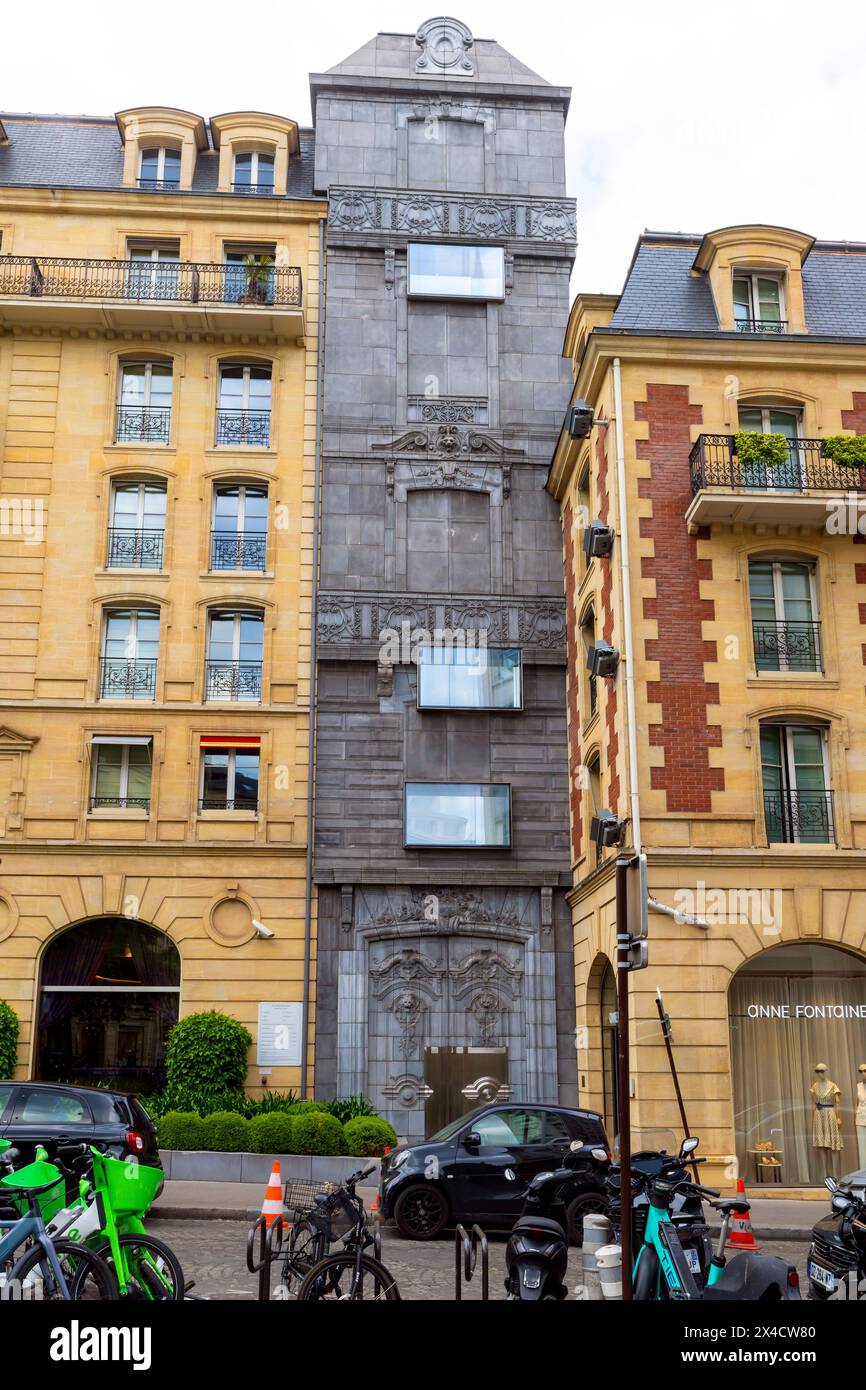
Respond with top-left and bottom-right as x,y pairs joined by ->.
856,1074 -> 866,1169
811,1077 -> 843,1152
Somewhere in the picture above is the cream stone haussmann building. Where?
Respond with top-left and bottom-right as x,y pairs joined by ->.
548,225 -> 866,1193
0,105 -> 326,1096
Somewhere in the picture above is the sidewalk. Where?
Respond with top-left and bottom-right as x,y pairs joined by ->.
151,1181 -> 825,1239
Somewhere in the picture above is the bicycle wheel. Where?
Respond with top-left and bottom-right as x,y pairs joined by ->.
4,1240 -> 118,1302
281,1219 -> 325,1295
296,1251 -> 401,1301
84,1234 -> 185,1301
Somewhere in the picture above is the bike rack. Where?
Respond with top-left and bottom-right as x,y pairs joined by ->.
455,1223 -> 489,1301
246,1214 -> 285,1302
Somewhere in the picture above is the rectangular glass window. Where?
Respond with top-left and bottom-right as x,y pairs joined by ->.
404,783 -> 511,848
760,723 -> 833,844
200,750 -> 259,811
100,608 -> 159,700
408,244 -> 504,300
91,741 -> 152,810
749,560 -> 820,673
733,273 -> 785,332
417,647 -> 521,710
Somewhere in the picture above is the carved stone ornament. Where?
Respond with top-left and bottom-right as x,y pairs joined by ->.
461,1076 -> 512,1104
449,946 -> 524,1003
367,889 -> 521,932
383,1073 -> 434,1108
470,987 -> 508,1042
414,16 -> 475,74
369,946 -> 445,999
372,427 -> 523,462
392,989 -> 425,1058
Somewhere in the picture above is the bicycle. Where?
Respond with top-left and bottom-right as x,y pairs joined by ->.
0,1145 -> 117,1301
293,1164 -> 400,1301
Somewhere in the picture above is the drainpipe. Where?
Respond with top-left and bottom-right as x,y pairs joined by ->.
301,215 -> 326,1099
612,357 -> 641,854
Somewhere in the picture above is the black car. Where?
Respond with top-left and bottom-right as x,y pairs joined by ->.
0,1080 -> 160,1173
379,1102 -> 610,1243
807,1168 -> 866,1299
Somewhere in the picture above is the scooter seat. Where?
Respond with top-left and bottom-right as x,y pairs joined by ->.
512,1215 -> 567,1239
710,1198 -> 750,1216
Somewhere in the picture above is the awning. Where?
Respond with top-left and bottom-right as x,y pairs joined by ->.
200,734 -> 261,749
91,735 -> 153,746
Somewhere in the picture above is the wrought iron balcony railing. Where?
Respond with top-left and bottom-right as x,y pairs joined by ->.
0,256 -> 302,308
136,179 -> 180,192
204,660 -> 263,701
99,657 -> 158,700
735,318 -> 788,335
690,435 -> 866,494
231,182 -> 275,196
753,620 -> 823,673
114,405 -> 171,445
89,795 -> 151,811
210,531 -> 267,571
764,789 -> 835,844
214,409 -> 271,448
199,796 -> 259,812
106,528 -> 165,570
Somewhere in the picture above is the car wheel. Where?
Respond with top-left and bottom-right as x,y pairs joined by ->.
566,1191 -> 609,1247
394,1183 -> 449,1241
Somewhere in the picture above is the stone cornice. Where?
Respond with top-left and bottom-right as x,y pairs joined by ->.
327,185 -> 576,249
0,185 -> 325,222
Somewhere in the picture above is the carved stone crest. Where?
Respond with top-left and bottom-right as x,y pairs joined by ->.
383,1073 -> 434,1108
414,16 -> 475,74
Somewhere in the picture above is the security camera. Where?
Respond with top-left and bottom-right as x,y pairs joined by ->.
586,641 -> 620,679
583,520 -> 615,560
251,919 -> 274,939
590,810 -> 625,850
566,400 -> 594,439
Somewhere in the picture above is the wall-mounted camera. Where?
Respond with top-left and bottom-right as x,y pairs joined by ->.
590,810 -> 624,850
586,641 -> 620,679
566,400 -> 594,439
583,520 -> 614,560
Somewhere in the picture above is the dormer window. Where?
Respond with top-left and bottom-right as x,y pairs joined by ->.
138,147 -> 181,191
232,151 -> 275,195
733,272 -> 786,335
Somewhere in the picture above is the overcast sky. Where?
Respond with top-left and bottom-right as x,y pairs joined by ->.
4,0 -> 865,292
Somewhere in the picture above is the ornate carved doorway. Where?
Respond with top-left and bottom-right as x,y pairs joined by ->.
423,1046 -> 509,1134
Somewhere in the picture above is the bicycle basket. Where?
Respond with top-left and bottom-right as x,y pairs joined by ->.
284,1180 -> 333,1219
1,1160 -> 65,1223
101,1157 -> 163,1216
327,1189 -> 363,1243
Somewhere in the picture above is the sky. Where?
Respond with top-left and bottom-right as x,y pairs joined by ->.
3,0 -> 865,293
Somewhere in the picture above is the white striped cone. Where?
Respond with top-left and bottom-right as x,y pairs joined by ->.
261,1160 -> 285,1228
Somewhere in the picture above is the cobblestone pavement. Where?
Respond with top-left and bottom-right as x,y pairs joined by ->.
152,1218 -> 812,1302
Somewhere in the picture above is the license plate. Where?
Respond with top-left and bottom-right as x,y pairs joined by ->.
685,1247 -> 701,1274
808,1260 -> 835,1291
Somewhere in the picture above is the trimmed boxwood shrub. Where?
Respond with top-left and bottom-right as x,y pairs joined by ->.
733,430 -> 790,469
291,1111 -> 347,1156
248,1112 -> 295,1155
165,1011 -> 252,1110
201,1111 -> 250,1153
157,1111 -> 208,1151
0,1002 -> 19,1080
823,434 -> 866,469
343,1116 -> 397,1157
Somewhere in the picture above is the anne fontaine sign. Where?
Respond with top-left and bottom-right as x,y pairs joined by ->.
746,1003 -> 866,1020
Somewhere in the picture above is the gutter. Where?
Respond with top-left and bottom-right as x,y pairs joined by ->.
300,214 -> 326,1099
612,357 -> 641,854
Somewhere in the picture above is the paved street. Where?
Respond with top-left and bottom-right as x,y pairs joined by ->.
152,1217 -> 812,1302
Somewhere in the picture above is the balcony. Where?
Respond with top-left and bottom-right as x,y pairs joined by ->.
764,789 -> 835,845
115,405 -> 171,446
753,620 -> 822,674
198,796 -> 258,812
0,255 -> 303,335
687,434 -> 866,528
204,660 -> 263,701
90,795 -> 151,812
106,528 -> 165,570
99,657 -> 157,700
210,531 -> 267,571
736,318 -> 788,335
214,410 -> 271,449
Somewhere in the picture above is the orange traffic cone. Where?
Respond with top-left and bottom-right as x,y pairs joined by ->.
726,1177 -> 760,1252
261,1159 -> 286,1229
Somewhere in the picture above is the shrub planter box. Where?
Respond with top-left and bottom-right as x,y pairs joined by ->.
159,1149 -> 382,1185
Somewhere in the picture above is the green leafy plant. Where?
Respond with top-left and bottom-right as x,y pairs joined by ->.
242,254 -> 274,303
291,1111 -> 347,1156
248,1112 -> 295,1155
157,1111 -> 208,1151
343,1116 -> 397,1157
326,1094 -> 376,1125
201,1111 -> 251,1153
244,1089 -> 300,1118
164,1011 -> 252,1112
733,431 -> 790,468
286,1100 -> 330,1116
823,434 -> 866,469
0,1002 -> 19,1080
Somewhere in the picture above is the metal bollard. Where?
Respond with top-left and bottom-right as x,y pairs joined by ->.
580,1213 -> 611,1302
596,1242 -> 623,1300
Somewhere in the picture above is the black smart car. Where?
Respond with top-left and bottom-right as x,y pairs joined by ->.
379,1102 -> 610,1242
807,1168 -> 866,1299
0,1080 -> 160,1170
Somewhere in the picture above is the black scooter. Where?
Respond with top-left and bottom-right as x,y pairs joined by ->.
502,1142 -> 609,1300
810,1176 -> 866,1299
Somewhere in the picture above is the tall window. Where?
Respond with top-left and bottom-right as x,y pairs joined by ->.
749,560 -> 821,673
581,607 -> 597,720
126,243 -> 180,301
100,609 -> 159,700
107,480 -> 166,570
760,723 -> 833,844
216,365 -> 272,448
205,610 -> 264,702
200,749 -> 260,811
138,147 -> 181,191
733,273 -> 785,333
737,406 -> 801,489
90,738 -> 152,811
232,151 -> 275,194
115,362 -> 173,446
211,484 -> 268,571
587,754 -> 602,866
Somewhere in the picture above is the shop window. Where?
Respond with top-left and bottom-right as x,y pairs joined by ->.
749,559 -> 821,673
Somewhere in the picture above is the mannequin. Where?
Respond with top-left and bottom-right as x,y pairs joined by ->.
810,1063 -> 843,1172
857,1063 -> 866,1170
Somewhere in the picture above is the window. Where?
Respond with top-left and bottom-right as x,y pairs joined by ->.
205,610 -> 264,701
749,560 -> 821,673
200,749 -> 260,811
417,646 -> 521,710
587,753 -> 602,866
115,362 -> 173,446
14,1089 -> 91,1124
581,608 -> 597,720
408,244 -> 504,300
90,737 -> 152,811
733,272 -> 786,333
232,151 -> 275,194
760,723 -> 833,844
404,782 -> 511,848
222,247 -> 276,306
100,609 -> 159,700
216,365 -> 272,447
138,147 -> 181,191
211,484 -> 268,571
576,465 -> 591,574
737,406 -> 801,489
107,481 -> 166,569
406,490 -> 491,593
125,243 -> 180,301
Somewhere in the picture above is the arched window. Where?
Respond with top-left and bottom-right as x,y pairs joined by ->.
749,557 -> 820,673
37,918 -> 180,1089
216,363 -> 273,448
115,360 -> 173,446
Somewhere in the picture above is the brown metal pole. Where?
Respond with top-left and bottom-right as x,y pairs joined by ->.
616,856 -> 632,1300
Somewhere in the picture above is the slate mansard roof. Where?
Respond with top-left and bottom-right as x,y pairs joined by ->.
0,114 -> 317,199
610,232 -> 866,339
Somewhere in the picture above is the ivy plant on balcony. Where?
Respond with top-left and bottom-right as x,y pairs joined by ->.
733,431 -> 791,468
822,434 -> 866,469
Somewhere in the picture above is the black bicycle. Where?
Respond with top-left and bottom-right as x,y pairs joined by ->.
287,1165 -> 400,1301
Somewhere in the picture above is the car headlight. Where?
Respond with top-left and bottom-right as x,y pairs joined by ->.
389,1150 -> 410,1172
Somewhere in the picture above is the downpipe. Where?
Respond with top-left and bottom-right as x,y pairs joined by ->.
612,356 -> 641,854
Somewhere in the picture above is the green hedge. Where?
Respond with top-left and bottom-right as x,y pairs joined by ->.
291,1112 -> 348,1156
201,1111 -> 250,1153
248,1112 -> 295,1154
342,1116 -> 398,1157
157,1111 -> 208,1151
0,1002 -> 18,1080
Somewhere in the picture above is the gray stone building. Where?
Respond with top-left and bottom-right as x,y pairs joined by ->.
310,17 -> 577,1138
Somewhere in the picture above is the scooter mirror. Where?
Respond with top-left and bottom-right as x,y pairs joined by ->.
570,1141 -> 581,1152
504,1168 -> 517,1182
825,1176 -> 838,1193
831,1193 -> 852,1214
680,1136 -> 700,1156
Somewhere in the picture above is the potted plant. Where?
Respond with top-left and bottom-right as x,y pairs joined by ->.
238,255 -> 273,306
822,434 -> 866,469
733,430 -> 791,469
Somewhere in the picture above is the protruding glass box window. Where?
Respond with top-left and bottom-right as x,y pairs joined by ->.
407,243 -> 504,300
417,646 -> 522,711
404,783 -> 511,848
